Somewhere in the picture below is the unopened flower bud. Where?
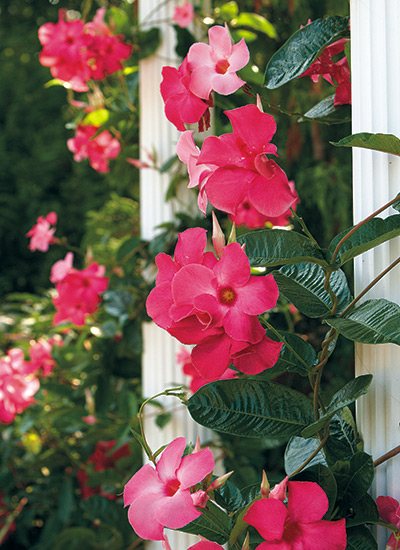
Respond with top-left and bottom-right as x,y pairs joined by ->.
261,470 -> 270,498
207,470 -> 234,492
227,222 -> 237,245
241,532 -> 250,550
269,476 -> 288,501
192,489 -> 209,508
193,436 -> 201,454
256,94 -> 264,113
212,211 -> 225,258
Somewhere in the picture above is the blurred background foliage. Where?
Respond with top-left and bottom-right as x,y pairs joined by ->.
0,0 -> 352,548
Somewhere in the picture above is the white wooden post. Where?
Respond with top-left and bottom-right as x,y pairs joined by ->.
139,2 -> 212,549
351,1 -> 400,546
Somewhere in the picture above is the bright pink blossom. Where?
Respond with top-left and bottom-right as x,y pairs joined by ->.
0,349 -> 40,424
28,337 -> 62,377
77,440 -> 131,500
26,212 -> 57,252
192,104 -> 297,219
52,259 -> 109,326
161,58 -> 211,132
67,124 -> 121,173
50,252 -> 74,283
172,3 -> 195,28
376,496 -> 400,549
124,437 -> 215,540
187,24 -> 249,99
146,228 -> 282,380
244,481 -> 347,550
300,39 -> 351,106
177,347 -> 238,393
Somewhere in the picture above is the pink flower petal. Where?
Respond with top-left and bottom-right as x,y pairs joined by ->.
177,447 -> 215,489
226,105 -> 276,152
156,437 -> 186,484
156,489 -> 201,529
287,481 -> 328,523
191,334 -> 232,379
297,518 -> 347,549
213,243 -> 250,287
244,498 -> 287,541
175,228 -> 208,266
127,493 -> 165,540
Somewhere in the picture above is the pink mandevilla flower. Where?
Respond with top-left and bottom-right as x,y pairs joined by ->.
26,212 -> 57,252
67,124 -> 121,173
376,496 -> 400,549
187,24 -> 249,99
146,227 -> 282,380
51,256 -> 109,326
29,337 -> 62,377
172,3 -> 195,28
124,437 -> 215,540
186,104 -> 297,220
177,347 -> 237,393
244,480 -> 347,550
0,349 -> 40,424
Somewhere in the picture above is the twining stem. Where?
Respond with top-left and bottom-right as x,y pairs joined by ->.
138,387 -> 185,464
340,256 -> 400,318
0,497 -> 28,544
374,445 -> 400,468
264,321 -> 310,371
330,194 -> 400,266
290,208 -> 321,247
289,428 -> 330,478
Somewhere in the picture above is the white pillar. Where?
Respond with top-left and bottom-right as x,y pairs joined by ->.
351,1 -> 400,546
139,2 -> 212,549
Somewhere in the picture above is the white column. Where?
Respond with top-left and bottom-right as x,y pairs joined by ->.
351,1 -> 400,546
139,2 -> 213,549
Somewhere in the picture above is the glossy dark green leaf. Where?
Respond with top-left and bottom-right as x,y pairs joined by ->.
345,526 -> 377,550
187,379 -> 314,438
331,132 -> 400,156
327,215 -> 400,267
265,330 -> 316,377
103,290 -> 134,325
335,451 -> 374,504
292,464 -> 337,519
326,299 -> 400,345
215,481 -> 259,513
301,95 -> 351,124
284,436 -> 327,476
238,229 -> 327,268
274,263 -> 351,318
178,500 -> 231,544
324,407 -> 361,465
345,494 -> 379,528
301,375 -> 372,438
264,16 -> 349,88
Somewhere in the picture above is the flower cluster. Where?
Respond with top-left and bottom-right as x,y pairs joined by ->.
244,478 -> 347,549
0,349 -> 40,424
124,437 -> 215,540
51,252 -> 109,326
77,440 -> 131,500
146,227 -> 282,381
161,24 -> 249,131
67,124 -> 121,173
29,337 -> 62,378
300,38 -> 351,106
38,8 -> 132,92
376,495 -> 400,549
26,212 -> 57,252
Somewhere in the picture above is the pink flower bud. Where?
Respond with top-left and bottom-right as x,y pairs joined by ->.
241,532 -> 250,550
207,470 -> 234,492
269,476 -> 288,501
192,489 -> 209,508
260,470 -> 270,498
212,211 -> 225,259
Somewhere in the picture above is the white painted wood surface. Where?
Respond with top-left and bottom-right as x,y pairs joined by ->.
351,1 -> 400,546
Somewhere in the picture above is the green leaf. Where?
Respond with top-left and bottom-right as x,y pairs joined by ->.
116,237 -> 141,262
326,299 -> 400,345
103,290 -> 134,325
187,379 -> 314,438
345,494 -> 379,528
238,229 -> 327,268
137,27 -> 161,60
218,1 -> 239,19
177,500 -> 231,544
335,451 -> 374,504
284,436 -> 327,476
324,407 -> 361,465
345,526 -> 377,550
261,330 -> 315,378
327,214 -> 400,267
264,16 -> 350,88
215,480 -> 259,513
57,476 -> 74,523
232,13 -> 277,38
302,94 -> 351,124
301,375 -> 372,438
274,263 -> 351,318
292,464 -> 337,519
159,155 -> 178,173
331,132 -> 400,156
83,108 -> 109,127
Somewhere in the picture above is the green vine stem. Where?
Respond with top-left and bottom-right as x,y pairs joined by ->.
290,208 -> 321,248
330,194 -> 400,267
289,428 -> 330,478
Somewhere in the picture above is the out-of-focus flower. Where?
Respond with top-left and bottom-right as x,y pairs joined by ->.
244,481 -> 347,550
67,124 -> 121,173
50,252 -> 74,283
124,437 -> 215,540
172,3 -> 195,28
376,495 -> 400,550
82,414 -> 98,425
28,337 -> 62,377
26,212 -> 57,252
0,349 -> 40,424
77,440 -> 131,500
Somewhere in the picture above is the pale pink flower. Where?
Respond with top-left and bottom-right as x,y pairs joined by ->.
376,496 -> 400,550
146,228 -> 282,380
26,212 -> 57,252
29,337 -> 62,377
82,414 -> 98,425
0,349 -> 40,424
244,481 -> 347,550
67,124 -> 121,173
172,3 -> 195,28
124,437 -> 215,540
187,24 -> 249,99
50,252 -> 74,283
